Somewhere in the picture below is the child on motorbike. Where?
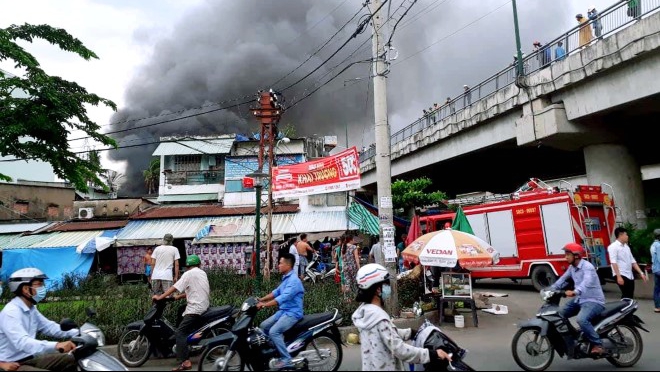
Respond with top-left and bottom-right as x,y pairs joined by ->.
352,264 -> 452,371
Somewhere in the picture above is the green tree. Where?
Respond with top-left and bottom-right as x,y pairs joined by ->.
391,177 -> 447,219
0,23 -> 117,190
143,158 -> 160,195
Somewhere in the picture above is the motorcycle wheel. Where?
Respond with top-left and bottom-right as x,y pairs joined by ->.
117,330 -> 151,368
299,333 -> 343,371
511,327 -> 554,372
198,345 -> 244,371
606,324 -> 643,367
190,326 -> 232,355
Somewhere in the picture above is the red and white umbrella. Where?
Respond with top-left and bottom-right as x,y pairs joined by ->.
402,230 -> 500,269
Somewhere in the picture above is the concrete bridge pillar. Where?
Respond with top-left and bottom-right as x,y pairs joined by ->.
584,143 -> 646,228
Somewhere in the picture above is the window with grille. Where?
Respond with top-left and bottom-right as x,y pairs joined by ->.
326,192 -> 347,206
309,195 -> 326,206
173,155 -> 202,171
211,155 -> 226,173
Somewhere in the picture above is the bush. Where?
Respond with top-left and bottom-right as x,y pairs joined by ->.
624,218 -> 660,264
20,270 -> 360,344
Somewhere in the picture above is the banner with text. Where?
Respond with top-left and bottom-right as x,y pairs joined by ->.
272,147 -> 361,198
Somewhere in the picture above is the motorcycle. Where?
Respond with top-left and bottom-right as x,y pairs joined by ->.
303,252 -> 336,284
59,308 -> 128,371
512,289 -> 648,371
198,297 -> 343,371
117,297 -> 236,368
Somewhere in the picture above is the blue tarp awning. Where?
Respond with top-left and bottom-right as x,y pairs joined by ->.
77,229 -> 120,254
0,248 -> 94,288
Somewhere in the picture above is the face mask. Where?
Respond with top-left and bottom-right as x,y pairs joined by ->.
381,284 -> 392,300
31,286 -> 47,303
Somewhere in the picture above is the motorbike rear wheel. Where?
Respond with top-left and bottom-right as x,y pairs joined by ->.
298,333 -> 343,371
606,324 -> 643,367
117,330 -> 151,368
511,327 -> 554,372
198,345 -> 244,371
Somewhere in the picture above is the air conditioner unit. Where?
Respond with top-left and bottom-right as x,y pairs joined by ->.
78,207 -> 94,219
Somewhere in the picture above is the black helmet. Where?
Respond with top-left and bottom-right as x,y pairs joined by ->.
654,229 -> 660,239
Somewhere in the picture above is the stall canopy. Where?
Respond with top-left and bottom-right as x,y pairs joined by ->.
77,229 -> 121,254
352,197 -> 410,228
115,218 -> 210,247
0,231 -> 100,287
348,202 -> 380,236
194,211 -> 358,244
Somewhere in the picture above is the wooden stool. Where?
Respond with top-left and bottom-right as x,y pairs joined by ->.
436,296 -> 478,327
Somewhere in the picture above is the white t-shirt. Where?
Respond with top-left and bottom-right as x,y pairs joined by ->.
289,244 -> 299,272
173,267 -> 210,316
370,243 -> 384,266
151,245 -> 181,281
608,240 -> 637,280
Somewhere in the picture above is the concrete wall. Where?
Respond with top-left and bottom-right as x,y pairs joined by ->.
0,183 -> 75,222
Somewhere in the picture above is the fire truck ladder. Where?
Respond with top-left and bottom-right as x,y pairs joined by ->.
574,205 -> 603,268
447,193 -> 514,206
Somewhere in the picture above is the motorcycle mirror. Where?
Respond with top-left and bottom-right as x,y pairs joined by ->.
60,318 -> 78,331
86,308 -> 97,318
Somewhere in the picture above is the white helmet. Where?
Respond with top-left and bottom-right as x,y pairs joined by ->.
588,6 -> 595,12
8,268 -> 47,294
356,264 -> 390,290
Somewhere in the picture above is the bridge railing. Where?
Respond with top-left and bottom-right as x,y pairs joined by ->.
359,0 -> 660,164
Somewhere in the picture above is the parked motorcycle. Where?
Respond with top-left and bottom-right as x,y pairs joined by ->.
198,296 -> 343,371
117,297 -> 236,368
59,308 -> 128,371
303,252 -> 336,284
512,289 -> 648,371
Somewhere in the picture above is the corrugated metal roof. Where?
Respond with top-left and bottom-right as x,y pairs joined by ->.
3,233 -> 58,250
31,230 -> 102,248
0,222 -> 50,234
115,218 -> 210,247
133,204 -> 299,220
48,220 -> 128,232
0,233 -> 22,250
152,138 -> 235,156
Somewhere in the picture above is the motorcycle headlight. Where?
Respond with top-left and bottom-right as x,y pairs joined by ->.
80,358 -> 112,371
84,329 -> 106,347
241,302 -> 250,312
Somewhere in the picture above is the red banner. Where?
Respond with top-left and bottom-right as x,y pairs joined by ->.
272,147 -> 361,198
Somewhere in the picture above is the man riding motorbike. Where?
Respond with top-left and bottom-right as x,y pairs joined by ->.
352,264 -> 452,371
0,268 -> 79,371
549,243 -> 606,355
256,253 -> 305,370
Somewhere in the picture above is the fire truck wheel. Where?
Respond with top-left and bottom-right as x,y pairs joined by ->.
531,266 -> 557,292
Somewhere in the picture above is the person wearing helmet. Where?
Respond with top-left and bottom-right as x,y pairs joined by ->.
152,254 -> 209,371
650,229 -> 660,312
0,268 -> 79,371
352,264 -> 452,371
549,243 -> 606,355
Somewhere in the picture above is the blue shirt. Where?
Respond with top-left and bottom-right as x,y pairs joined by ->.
273,271 -> 304,320
651,240 -> 660,274
551,259 -> 605,305
0,297 -> 79,362
555,46 -> 566,61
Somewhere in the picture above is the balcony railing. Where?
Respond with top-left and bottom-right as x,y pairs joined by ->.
359,0 -> 660,164
163,169 -> 223,186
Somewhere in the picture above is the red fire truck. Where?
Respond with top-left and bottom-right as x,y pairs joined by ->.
419,178 -> 620,291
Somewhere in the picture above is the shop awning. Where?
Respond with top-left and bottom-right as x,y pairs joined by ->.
193,211 -> 358,244
115,218 -> 210,247
76,229 -> 121,254
348,202 -> 380,236
0,222 -> 51,234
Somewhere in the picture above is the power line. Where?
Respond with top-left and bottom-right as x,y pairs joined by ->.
386,0 -> 421,47
394,0 -> 512,66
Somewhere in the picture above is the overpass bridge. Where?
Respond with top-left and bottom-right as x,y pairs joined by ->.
359,0 -> 660,227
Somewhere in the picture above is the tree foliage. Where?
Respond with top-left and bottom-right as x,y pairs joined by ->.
391,177 -> 447,215
143,158 -> 160,195
0,23 -> 117,190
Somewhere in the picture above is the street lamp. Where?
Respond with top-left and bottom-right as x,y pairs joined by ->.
247,170 -> 269,294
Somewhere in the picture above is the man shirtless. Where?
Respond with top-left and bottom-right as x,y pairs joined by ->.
296,233 -> 315,279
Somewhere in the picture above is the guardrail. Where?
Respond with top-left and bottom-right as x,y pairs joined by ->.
359,0 -> 660,164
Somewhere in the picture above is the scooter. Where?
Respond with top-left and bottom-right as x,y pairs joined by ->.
303,252 -> 336,284
512,289 -> 648,371
59,308 -> 128,371
117,297 -> 236,368
198,297 -> 343,371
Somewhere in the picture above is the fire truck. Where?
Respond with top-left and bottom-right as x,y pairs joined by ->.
419,178 -> 620,291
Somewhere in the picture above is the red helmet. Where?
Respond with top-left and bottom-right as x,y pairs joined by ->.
562,243 -> 585,257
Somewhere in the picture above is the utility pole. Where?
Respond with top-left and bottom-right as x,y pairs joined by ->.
369,0 -> 399,316
251,89 -> 281,293
512,0 -> 525,80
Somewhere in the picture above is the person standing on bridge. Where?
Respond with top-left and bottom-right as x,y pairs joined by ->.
577,14 -> 593,48
555,41 -> 566,61
463,85 -> 471,107
588,6 -> 603,39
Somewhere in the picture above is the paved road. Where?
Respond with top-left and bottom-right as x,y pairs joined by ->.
107,279 -> 658,371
